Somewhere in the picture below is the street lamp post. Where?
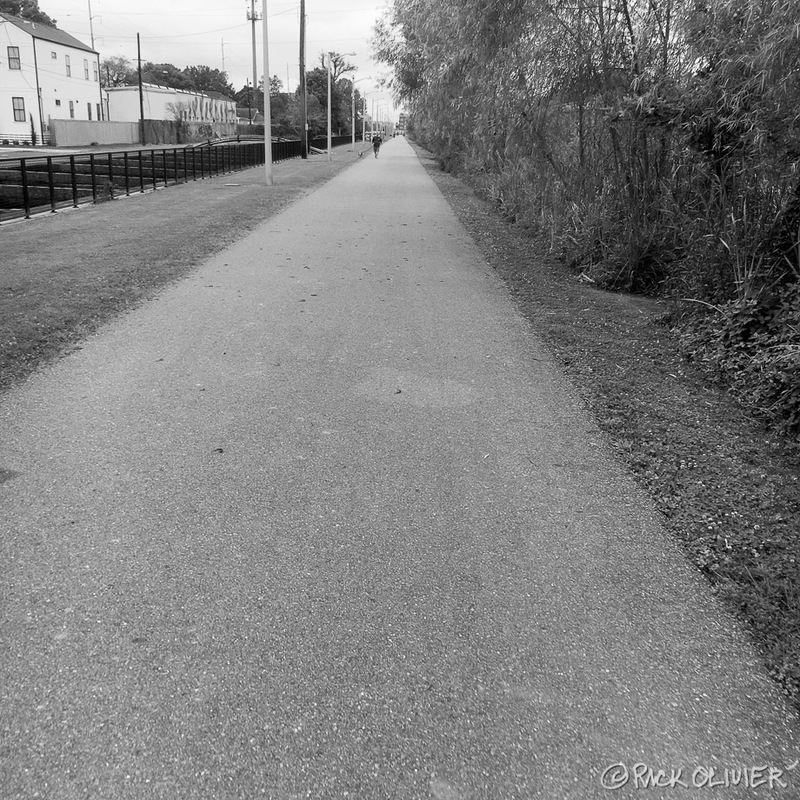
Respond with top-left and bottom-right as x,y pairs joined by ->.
263,0 -> 273,185
327,53 -> 333,162
351,77 -> 370,151
327,52 -> 356,162
362,97 -> 367,141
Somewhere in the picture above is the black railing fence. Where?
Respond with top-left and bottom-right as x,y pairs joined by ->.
0,136 -> 355,223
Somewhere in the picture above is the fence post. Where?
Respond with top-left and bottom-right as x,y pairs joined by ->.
107,153 -> 115,200
90,153 -> 97,203
20,159 -> 31,218
123,151 -> 130,196
46,157 -> 56,213
70,155 -> 79,208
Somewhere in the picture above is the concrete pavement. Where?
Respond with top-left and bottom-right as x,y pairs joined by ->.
1,136 -> 799,798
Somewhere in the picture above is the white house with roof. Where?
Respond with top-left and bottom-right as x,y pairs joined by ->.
0,12 -> 102,145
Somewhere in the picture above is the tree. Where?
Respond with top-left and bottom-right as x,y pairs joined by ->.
305,61 -> 355,135
304,93 -> 326,138
184,65 -> 235,97
0,0 -> 56,26
234,83 -> 263,115
318,51 -> 356,83
140,62 -> 193,90
100,56 -> 136,88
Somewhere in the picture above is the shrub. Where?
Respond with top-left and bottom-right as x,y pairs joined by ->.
681,284 -> 800,438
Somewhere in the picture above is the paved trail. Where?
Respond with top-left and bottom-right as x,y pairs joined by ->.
1,137 -> 798,798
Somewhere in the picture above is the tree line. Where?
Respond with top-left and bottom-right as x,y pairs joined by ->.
100,53 -> 364,141
373,0 -> 800,436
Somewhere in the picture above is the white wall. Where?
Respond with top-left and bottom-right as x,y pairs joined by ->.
49,119 -> 138,147
107,85 -> 237,125
35,37 -> 103,139
0,20 -> 38,142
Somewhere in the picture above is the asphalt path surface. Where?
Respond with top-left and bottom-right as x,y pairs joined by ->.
2,136 -> 799,798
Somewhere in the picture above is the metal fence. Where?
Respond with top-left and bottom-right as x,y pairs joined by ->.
0,136 -> 354,223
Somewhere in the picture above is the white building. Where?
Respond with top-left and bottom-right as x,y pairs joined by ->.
0,12 -> 102,145
106,85 -> 237,126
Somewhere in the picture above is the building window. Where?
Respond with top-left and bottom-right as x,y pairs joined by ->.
83,59 -> 89,80
96,103 -> 101,120
55,99 -> 61,107
69,100 -> 74,119
12,97 -> 25,122
93,61 -> 98,82
65,54 -> 71,76
8,46 -> 21,69
87,102 -> 92,120
51,51 -> 57,59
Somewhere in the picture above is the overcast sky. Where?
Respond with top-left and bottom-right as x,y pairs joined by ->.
42,1 -> 398,115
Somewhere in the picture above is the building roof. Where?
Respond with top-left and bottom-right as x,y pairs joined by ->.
205,90 -> 236,104
0,13 -> 97,54
237,108 -> 264,123
107,84 -> 236,104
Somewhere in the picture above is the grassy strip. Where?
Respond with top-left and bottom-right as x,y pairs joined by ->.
411,142 -> 800,709
0,151 -> 360,395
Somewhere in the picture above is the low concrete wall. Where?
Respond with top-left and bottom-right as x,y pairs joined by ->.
237,124 -> 265,137
49,120 -> 139,147
143,120 -> 237,145
49,119 -> 239,147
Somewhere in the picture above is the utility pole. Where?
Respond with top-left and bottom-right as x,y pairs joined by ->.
246,79 -> 252,126
87,0 -> 95,49
299,0 -> 307,158
88,0 -> 103,119
137,33 -> 145,146
247,0 -> 259,104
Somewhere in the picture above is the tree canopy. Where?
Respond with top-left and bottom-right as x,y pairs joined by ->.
374,0 -> 800,294
100,58 -> 235,99
184,65 -> 235,97
0,0 -> 56,25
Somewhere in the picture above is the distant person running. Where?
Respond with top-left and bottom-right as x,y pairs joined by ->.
372,134 -> 383,158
